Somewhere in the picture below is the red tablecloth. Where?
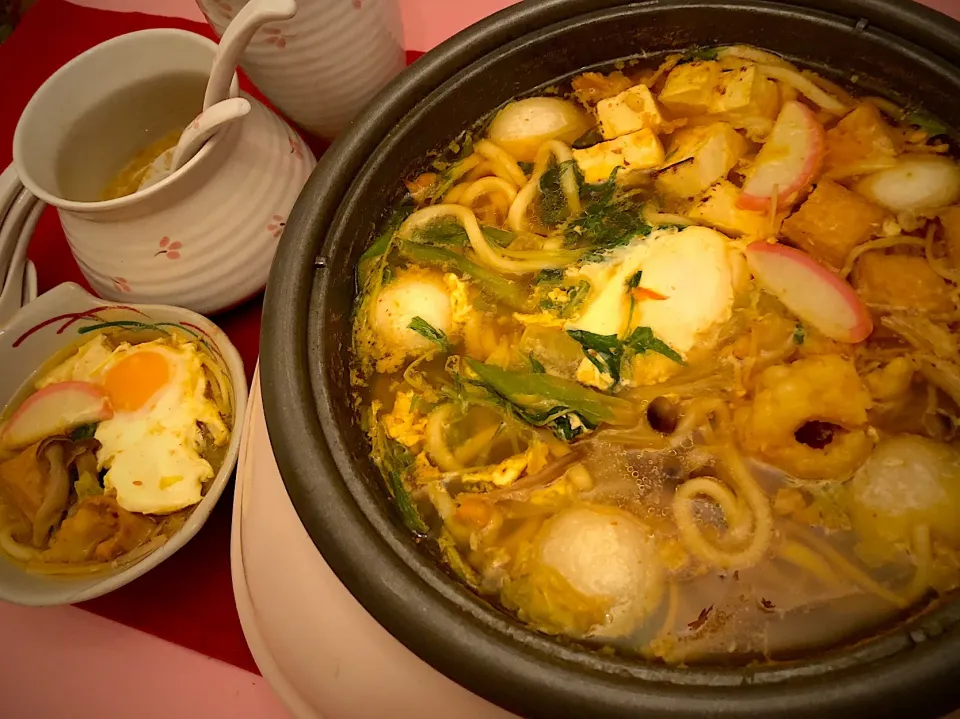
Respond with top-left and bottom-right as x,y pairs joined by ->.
0,0 -> 419,675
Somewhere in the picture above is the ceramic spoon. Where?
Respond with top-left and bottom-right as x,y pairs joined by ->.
203,0 -> 299,110
138,97 -> 252,191
138,0 -> 297,191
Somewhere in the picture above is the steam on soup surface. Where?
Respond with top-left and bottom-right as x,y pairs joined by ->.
350,45 -> 960,663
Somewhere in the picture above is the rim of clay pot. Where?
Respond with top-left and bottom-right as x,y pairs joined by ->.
262,2 -> 960,717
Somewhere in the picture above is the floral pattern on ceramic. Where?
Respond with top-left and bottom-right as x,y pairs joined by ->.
0,282 -> 247,606
4,29 -> 317,316
196,0 -> 405,137
265,215 -> 286,239
261,26 -> 293,49
155,236 -> 182,260
56,92 -> 315,313
287,135 -> 303,160
111,277 -> 132,294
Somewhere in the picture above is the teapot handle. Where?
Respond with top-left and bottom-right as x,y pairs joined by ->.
203,0 -> 299,109
0,164 -> 44,326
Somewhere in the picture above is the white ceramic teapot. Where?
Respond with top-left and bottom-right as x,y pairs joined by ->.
197,0 -> 405,138
0,27 -> 316,316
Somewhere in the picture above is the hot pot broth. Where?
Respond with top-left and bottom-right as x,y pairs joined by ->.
0,331 -> 233,575
350,45 -> 960,663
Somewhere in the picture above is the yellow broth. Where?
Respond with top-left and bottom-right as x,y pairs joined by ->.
350,45 -> 960,664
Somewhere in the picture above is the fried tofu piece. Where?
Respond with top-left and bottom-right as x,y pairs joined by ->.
596,84 -> 663,139
572,128 -> 665,184
781,180 -> 887,269
824,103 -> 899,176
689,180 -> 769,237
571,70 -> 635,106
711,65 -> 764,115
852,253 -> 953,311
656,122 -> 746,199
713,72 -> 781,140
942,206 -> 960,269
659,61 -> 722,115
659,62 -> 776,119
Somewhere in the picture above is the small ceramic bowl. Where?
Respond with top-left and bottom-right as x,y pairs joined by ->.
0,282 -> 247,605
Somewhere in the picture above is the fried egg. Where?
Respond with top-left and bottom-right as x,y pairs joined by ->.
43,337 -> 228,514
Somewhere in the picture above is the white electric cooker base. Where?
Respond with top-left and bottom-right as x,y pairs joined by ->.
231,370 -> 516,719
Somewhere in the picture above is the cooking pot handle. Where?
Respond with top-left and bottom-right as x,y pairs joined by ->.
0,163 -> 44,327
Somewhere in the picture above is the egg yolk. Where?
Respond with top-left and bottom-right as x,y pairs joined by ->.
103,351 -> 170,412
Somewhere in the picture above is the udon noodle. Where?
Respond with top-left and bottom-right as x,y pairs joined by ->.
350,44 -> 960,663
0,331 -> 232,575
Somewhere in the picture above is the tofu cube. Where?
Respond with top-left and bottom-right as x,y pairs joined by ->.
853,254 -> 953,311
689,180 -> 768,237
572,128 -> 665,184
711,72 -> 781,141
656,122 -> 746,199
596,84 -> 664,139
710,65 -> 761,115
781,180 -> 887,269
659,61 -> 721,115
824,102 -> 899,174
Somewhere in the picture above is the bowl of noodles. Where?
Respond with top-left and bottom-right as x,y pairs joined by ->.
0,282 -> 246,605
261,1 -> 960,717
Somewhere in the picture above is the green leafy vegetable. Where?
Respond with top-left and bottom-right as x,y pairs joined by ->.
539,160 -> 583,227
535,268 -> 564,284
428,161 -> 469,202
481,225 -> 516,248
518,161 -> 535,175
410,219 -> 515,250
566,329 -> 623,385
408,316 -> 453,353
906,111 -> 949,138
464,358 -> 638,434
793,323 -> 806,346
426,135 -> 478,202
399,242 -> 530,311
412,217 -> 471,247
551,414 -> 589,442
371,424 -> 428,535
572,125 -> 604,150
538,279 -> 591,319
528,354 -> 547,374
681,47 -> 720,63
438,530 -> 481,585
559,281 -> 591,319
625,270 -> 643,290
358,200 -> 415,284
565,169 -> 651,259
624,326 -> 684,365
69,424 -> 98,442
566,324 -> 682,384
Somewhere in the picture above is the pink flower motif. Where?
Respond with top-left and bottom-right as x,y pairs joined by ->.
155,236 -> 183,260
212,0 -> 235,20
263,26 -> 292,49
288,136 -> 304,160
352,0 -> 362,8
113,277 -> 132,293
266,214 -> 286,239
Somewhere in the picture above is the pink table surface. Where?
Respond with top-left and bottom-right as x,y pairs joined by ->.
2,0 -> 959,717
